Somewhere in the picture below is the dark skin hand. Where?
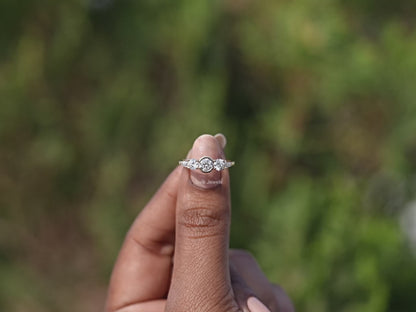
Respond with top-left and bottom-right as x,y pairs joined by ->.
106,134 -> 295,312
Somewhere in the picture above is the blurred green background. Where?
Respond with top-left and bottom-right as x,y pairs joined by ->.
1,0 -> 416,311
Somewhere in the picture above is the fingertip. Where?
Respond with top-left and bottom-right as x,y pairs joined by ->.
188,134 -> 226,189
192,134 -> 224,155
214,133 -> 227,149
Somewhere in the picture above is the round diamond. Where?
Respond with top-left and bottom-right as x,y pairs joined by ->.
214,159 -> 226,171
199,157 -> 214,173
188,159 -> 199,170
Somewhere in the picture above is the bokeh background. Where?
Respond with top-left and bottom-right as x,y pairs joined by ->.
1,0 -> 416,311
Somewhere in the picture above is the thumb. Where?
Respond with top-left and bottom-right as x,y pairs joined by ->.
167,134 -> 237,312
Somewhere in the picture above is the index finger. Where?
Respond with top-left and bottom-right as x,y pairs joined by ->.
106,166 -> 180,311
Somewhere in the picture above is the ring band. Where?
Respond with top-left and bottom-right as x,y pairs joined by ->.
179,156 -> 235,173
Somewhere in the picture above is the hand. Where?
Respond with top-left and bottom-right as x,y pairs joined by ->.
105,134 -> 294,312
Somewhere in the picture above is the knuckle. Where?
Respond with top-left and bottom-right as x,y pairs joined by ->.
166,189 -> 177,201
180,207 -> 222,228
178,202 -> 229,238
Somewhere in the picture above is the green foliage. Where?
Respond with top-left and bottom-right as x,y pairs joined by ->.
1,0 -> 416,311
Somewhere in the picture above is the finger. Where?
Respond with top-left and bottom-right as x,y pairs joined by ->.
106,166 -> 181,312
229,250 -> 271,302
114,300 -> 166,312
167,134 -> 237,311
230,250 -> 295,312
270,284 -> 295,312
230,264 -> 255,312
214,133 -> 227,149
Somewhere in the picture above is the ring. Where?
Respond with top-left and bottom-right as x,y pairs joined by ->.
179,156 -> 235,173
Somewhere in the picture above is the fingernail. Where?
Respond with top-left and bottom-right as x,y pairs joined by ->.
189,134 -> 224,189
214,133 -> 227,149
247,297 -> 271,312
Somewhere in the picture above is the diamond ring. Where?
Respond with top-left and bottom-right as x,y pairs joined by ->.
179,157 -> 235,173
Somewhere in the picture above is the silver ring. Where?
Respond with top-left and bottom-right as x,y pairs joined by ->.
179,156 -> 235,173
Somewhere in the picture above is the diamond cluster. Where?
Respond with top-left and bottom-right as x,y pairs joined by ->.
179,157 -> 234,173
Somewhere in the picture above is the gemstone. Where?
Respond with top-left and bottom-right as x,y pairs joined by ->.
214,159 -> 226,171
188,159 -> 200,170
199,157 -> 214,173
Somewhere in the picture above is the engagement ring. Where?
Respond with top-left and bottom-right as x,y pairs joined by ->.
179,157 -> 235,173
